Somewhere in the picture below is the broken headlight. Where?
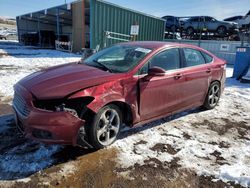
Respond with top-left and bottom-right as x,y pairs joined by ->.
33,97 -> 94,118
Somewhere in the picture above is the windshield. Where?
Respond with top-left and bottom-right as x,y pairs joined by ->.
83,45 -> 152,73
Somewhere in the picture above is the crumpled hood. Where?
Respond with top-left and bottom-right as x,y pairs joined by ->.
18,63 -> 118,99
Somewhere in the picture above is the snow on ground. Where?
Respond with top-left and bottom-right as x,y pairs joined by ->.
0,141 -> 60,180
0,42 -> 81,180
0,41 -> 81,100
0,114 -> 63,180
113,68 -> 250,187
0,41 -> 249,186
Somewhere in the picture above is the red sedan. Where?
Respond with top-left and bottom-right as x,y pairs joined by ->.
13,42 -> 226,149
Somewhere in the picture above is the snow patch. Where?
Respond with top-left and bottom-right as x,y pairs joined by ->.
0,142 -> 61,180
0,44 -> 81,98
114,67 -> 250,187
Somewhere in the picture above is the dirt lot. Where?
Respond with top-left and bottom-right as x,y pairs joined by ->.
0,114 -> 246,188
0,41 -> 249,188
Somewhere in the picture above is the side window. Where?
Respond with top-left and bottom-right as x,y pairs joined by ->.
202,52 -> 213,63
205,17 -> 212,22
191,17 -> 199,22
183,48 -> 206,67
150,48 -> 180,71
168,17 -> 174,22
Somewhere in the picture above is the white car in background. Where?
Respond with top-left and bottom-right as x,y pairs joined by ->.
0,28 -> 17,40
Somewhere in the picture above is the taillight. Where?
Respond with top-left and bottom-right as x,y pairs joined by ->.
223,64 -> 227,70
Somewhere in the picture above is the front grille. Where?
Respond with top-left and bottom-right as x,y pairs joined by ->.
13,92 -> 30,117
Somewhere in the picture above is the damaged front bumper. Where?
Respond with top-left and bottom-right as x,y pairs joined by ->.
13,84 -> 93,148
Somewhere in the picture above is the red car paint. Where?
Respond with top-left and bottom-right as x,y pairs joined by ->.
13,42 -> 226,146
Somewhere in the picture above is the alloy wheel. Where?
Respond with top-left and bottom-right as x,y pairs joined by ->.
187,27 -> 194,35
96,108 -> 120,146
217,26 -> 226,35
208,84 -> 220,107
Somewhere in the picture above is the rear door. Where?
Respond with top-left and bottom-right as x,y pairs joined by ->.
139,48 -> 185,121
178,48 -> 212,108
192,17 -> 205,30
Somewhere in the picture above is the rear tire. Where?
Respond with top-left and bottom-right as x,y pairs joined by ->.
86,104 -> 122,150
203,82 -> 221,110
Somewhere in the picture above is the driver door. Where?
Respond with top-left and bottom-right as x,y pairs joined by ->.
139,48 -> 185,121
205,16 -> 217,31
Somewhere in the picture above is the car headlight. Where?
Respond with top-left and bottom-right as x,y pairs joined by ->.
33,97 -> 94,117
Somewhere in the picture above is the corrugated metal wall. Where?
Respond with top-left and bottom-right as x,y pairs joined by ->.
72,2 -> 84,52
165,39 -> 241,65
17,19 -> 56,38
90,0 -> 165,49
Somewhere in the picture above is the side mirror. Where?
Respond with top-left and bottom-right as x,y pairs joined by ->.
148,66 -> 166,76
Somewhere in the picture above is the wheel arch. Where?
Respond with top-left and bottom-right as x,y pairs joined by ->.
210,80 -> 221,86
102,101 -> 133,126
217,25 -> 227,33
217,25 -> 227,29
186,26 -> 194,34
207,80 -> 221,93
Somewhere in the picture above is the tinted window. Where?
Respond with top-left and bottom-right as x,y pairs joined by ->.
167,17 -> 174,22
183,48 -> 206,67
205,17 -> 212,22
190,17 -> 204,22
190,18 -> 199,22
150,48 -> 180,71
202,52 -> 213,63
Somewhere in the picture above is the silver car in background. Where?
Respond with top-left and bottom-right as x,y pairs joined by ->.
183,16 -> 238,36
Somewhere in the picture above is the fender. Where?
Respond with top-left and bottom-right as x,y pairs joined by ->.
69,79 -> 140,123
69,80 -> 126,113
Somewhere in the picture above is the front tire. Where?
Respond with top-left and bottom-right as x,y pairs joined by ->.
86,104 -> 122,150
217,26 -> 227,36
203,82 -> 221,110
186,27 -> 194,35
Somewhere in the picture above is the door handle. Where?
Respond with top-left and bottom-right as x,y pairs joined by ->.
206,68 -> 212,73
174,73 -> 183,80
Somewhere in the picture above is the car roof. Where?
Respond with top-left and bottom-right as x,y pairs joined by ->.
224,15 -> 243,21
190,16 -> 210,17
162,15 -> 175,18
119,41 -> 201,50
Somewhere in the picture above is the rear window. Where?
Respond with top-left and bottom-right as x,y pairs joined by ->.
202,52 -> 214,63
183,48 -> 206,67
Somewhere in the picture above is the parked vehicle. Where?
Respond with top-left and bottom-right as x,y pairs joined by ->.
224,16 -> 244,28
164,32 -> 182,40
0,28 -> 16,40
224,11 -> 250,29
162,16 -> 182,32
0,35 -> 6,40
13,42 -> 226,149
183,16 -> 238,36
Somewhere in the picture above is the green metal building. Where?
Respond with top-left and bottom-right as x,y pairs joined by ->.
17,0 -> 165,52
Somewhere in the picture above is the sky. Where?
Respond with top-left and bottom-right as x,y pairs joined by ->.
0,0 -> 249,20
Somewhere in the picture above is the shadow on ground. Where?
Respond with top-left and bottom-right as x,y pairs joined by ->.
0,107 -> 201,181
